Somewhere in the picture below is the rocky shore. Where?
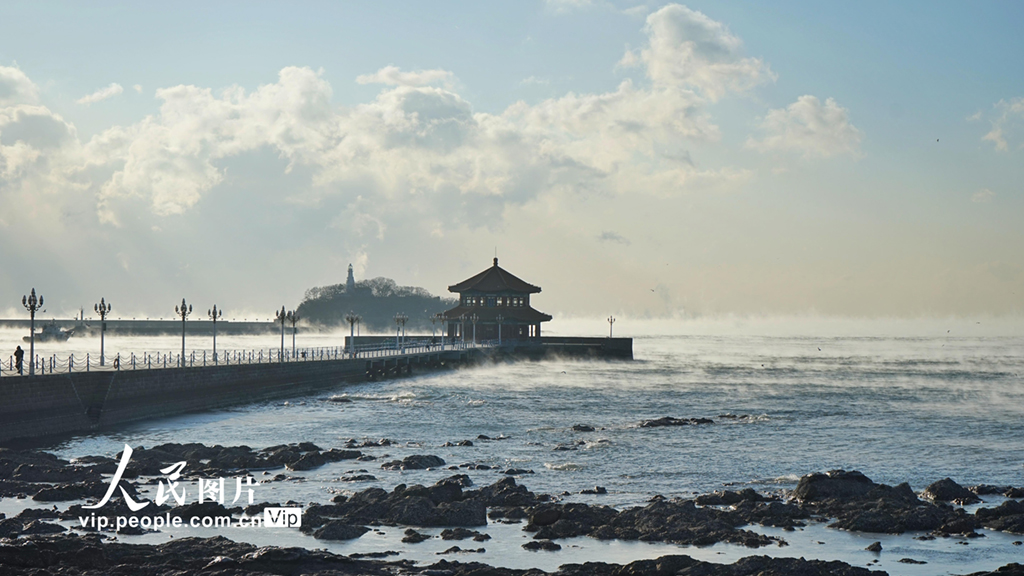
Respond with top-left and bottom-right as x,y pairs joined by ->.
2,441 -> 1024,575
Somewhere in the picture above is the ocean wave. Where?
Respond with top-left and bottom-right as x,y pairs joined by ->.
545,462 -> 585,471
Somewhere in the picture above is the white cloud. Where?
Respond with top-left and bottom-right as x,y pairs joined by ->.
971,188 -> 995,203
133,84 -> 143,94
621,4 -> 774,101
0,66 -> 39,106
520,76 -> 549,86
746,95 -> 863,158
982,97 -> 1024,151
76,83 -> 124,105
355,66 -> 454,88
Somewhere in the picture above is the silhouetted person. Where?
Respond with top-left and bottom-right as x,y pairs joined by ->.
14,346 -> 24,375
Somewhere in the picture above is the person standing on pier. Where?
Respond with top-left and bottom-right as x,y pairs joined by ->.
14,346 -> 24,375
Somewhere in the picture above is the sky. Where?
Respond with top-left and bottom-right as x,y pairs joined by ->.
1,1 -> 1022,321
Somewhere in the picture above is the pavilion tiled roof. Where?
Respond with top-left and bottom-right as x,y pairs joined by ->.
440,305 -> 552,323
447,258 -> 542,294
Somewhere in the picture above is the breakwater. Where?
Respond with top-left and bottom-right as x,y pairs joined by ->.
0,337 -> 631,443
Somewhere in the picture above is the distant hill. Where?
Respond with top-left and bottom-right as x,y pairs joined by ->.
296,277 -> 456,332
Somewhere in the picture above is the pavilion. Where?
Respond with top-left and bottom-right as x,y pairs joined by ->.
441,258 -> 552,343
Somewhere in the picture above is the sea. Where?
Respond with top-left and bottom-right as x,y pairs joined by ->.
1,316 -> 1023,575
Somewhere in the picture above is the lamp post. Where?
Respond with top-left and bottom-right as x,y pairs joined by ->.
608,315 -> 616,338
345,312 -> 360,358
496,314 -> 504,346
469,313 -> 479,346
394,313 -> 408,352
434,313 -> 446,350
174,298 -> 192,367
209,305 -> 222,363
286,311 -> 300,357
94,298 -> 111,366
22,288 -> 43,376
274,306 -> 287,361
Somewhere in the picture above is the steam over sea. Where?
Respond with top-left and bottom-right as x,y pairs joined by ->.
1,317 -> 1023,574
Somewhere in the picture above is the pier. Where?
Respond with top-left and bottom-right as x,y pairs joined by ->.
0,337 -> 631,443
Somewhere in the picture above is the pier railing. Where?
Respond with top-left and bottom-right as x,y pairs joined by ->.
0,338 -> 486,377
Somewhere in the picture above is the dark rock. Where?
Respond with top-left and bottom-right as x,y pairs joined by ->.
19,520 -> 66,535
312,521 -> 369,541
522,539 -> 561,551
571,424 -> 595,432
923,478 -> 981,505
503,468 -> 533,475
793,470 -> 875,501
580,486 -> 607,495
638,416 -> 714,428
976,499 -> 1024,534
285,451 -> 326,471
437,474 -> 473,488
898,558 -> 927,564
440,527 -> 491,541
1007,487 -> 1024,499
402,528 -> 430,543
342,474 -> 378,482
971,484 -> 1011,495
381,455 -> 446,470
695,488 -> 768,506
866,541 -> 882,552
437,545 -> 485,554
443,440 -> 474,447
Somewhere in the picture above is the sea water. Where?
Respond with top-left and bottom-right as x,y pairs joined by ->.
1,318 -> 1023,574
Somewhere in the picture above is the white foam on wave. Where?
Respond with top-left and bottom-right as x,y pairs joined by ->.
545,462 -> 585,471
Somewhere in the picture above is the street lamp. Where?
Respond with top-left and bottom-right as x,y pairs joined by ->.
496,314 -> 504,346
274,306 -> 287,361
22,288 -> 43,376
209,305 -> 222,363
608,315 -> 616,338
286,311 -> 300,357
174,298 -> 192,367
394,313 -> 408,352
344,312 -> 361,358
433,313 -> 446,350
469,313 -> 479,346
94,298 -> 111,366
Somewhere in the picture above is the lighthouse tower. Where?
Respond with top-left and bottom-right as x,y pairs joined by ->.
346,264 -> 356,292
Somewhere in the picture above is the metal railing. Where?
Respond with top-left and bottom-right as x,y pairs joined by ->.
0,338 -> 496,377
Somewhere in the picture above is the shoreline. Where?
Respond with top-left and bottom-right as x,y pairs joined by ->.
1,440 -> 1022,576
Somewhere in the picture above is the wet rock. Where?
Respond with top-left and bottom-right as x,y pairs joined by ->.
437,474 -> 473,488
970,484 -> 1011,496
443,440 -> 474,447
437,545 -> 485,554
522,539 -> 561,551
571,424 -> 595,432
976,499 -> 1024,534
923,478 -> 981,505
1007,487 -> 1024,499
638,416 -> 714,428
14,508 -> 59,521
313,521 -> 369,541
529,504 -> 562,527
898,558 -> 927,564
342,474 -> 378,482
793,470 -> 875,501
590,498 -> 781,547
381,455 -> 446,470
580,486 -> 607,495
795,470 -> 970,534
866,541 -> 882,552
468,477 -> 545,508
503,468 -> 534,475
286,451 -> 326,471
440,527 -> 490,541
695,488 -> 768,506
402,528 -> 431,543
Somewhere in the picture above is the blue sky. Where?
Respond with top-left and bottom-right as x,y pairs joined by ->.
1,1 -> 1022,318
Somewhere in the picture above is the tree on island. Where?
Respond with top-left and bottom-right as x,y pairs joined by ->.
296,276 -> 455,332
